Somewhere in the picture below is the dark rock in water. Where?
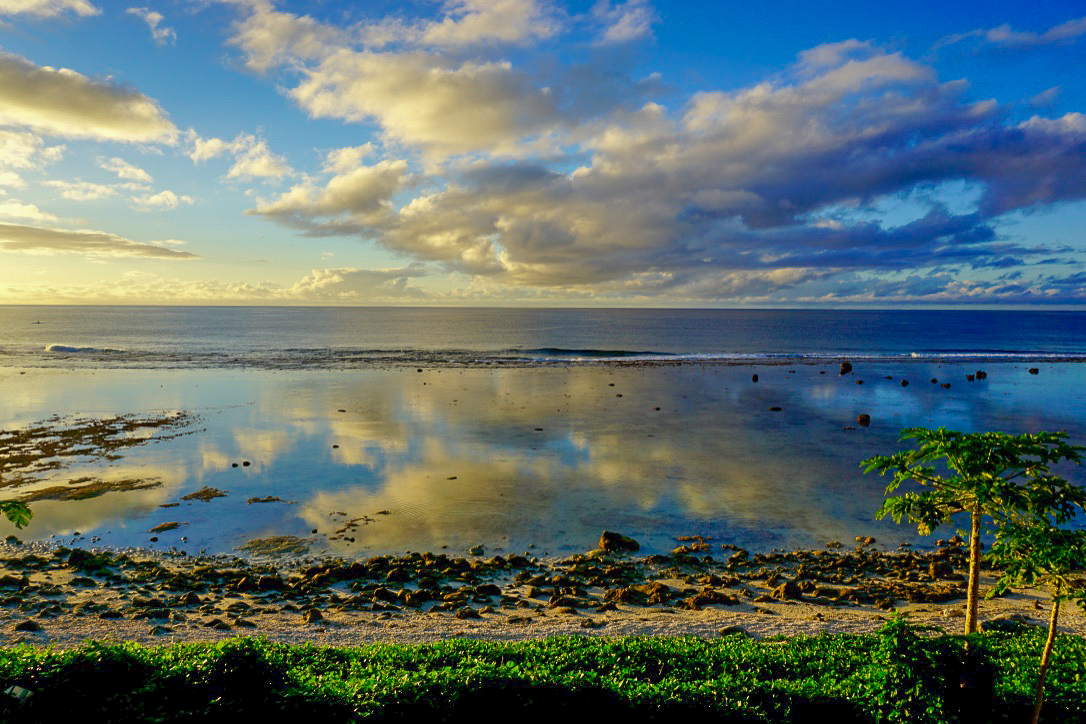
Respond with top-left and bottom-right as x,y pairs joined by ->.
839,361 -> 853,375
14,620 -> 41,632
855,380 -> 864,385
976,370 -> 987,379
599,531 -> 640,553
1029,368 -> 1040,375
768,406 -> 782,411
751,374 -> 758,382
942,383 -> 951,389
901,379 -> 909,387
857,414 -> 871,427
931,378 -> 938,384
967,374 -> 975,381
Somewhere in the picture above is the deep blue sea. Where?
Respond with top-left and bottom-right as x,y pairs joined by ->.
1,306 -> 1084,368
0,306 -> 1084,557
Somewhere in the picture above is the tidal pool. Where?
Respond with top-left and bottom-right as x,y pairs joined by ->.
1,361 -> 1083,557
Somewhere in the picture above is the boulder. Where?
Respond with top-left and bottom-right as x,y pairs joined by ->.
598,531 -> 640,553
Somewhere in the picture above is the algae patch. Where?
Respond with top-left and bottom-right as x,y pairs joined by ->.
0,412 -> 197,498
180,486 -> 227,503
236,536 -> 312,557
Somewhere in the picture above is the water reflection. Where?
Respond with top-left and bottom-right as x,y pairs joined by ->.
2,363 -> 1084,555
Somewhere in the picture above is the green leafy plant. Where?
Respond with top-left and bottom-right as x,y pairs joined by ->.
862,427 -> 1085,634
0,500 -> 31,529
989,521 -> 1086,724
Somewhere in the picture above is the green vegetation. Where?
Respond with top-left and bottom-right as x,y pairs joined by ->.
0,628 -> 1083,722
863,428 -> 1085,635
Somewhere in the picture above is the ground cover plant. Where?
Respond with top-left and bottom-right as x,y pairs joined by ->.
0,627 -> 1084,722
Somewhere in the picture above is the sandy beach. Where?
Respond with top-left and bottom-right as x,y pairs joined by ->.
1,539 -> 1081,650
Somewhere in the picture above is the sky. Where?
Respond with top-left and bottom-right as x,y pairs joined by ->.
0,1 -> 1085,306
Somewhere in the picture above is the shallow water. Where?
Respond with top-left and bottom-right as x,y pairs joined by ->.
2,360 -> 1083,557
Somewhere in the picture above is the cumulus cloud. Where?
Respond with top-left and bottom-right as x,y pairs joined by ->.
229,1 -> 645,158
126,7 -> 176,45
243,36 -> 1086,302
0,221 -> 196,258
0,199 -> 56,221
417,0 -> 560,47
186,131 -> 291,179
98,156 -> 152,182
131,189 -> 193,210
253,157 -> 408,230
0,0 -> 97,17
0,52 -> 177,143
0,130 -> 63,186
593,0 -> 655,44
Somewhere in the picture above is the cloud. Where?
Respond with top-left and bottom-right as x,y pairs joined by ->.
43,179 -> 117,200
0,221 -> 196,258
0,0 -> 97,17
0,52 -> 177,143
937,16 -> 1086,51
253,157 -> 408,230
126,7 -> 176,46
417,0 -> 560,47
186,131 -> 291,179
0,199 -> 56,221
289,50 -> 562,157
288,265 -> 429,300
245,38 -> 1086,302
131,189 -> 193,210
0,130 -> 63,186
593,0 -> 655,44
0,265 -> 429,303
98,156 -> 152,182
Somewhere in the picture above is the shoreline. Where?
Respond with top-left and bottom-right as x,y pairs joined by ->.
1,539 -> 1082,650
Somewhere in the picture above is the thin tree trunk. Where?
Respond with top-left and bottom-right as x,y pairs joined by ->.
965,507 -> 983,635
1031,583 -> 1062,724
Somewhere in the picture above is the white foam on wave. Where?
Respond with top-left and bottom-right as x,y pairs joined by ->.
45,344 -> 113,354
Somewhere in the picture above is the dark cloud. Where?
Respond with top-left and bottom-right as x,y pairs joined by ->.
0,222 -> 196,259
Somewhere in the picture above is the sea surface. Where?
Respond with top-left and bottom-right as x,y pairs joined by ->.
0,306 -> 1084,557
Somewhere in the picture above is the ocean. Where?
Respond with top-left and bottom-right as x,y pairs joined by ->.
0,306 -> 1084,558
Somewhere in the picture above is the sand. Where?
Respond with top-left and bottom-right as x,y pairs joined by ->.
0,544 -> 1081,650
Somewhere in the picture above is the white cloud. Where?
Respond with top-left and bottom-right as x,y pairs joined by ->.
254,159 -> 408,228
937,16 -> 1086,51
186,131 -> 291,179
43,179 -> 117,200
418,0 -> 560,47
132,189 -> 193,210
98,156 -> 152,182
126,7 -> 176,46
0,221 -> 196,258
291,51 -> 560,157
0,0 -> 97,17
0,52 -> 177,143
0,199 -> 55,221
593,0 -> 655,44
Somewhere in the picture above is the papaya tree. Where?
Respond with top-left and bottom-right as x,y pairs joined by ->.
988,521 -> 1086,724
862,427 -> 1085,634
0,501 -> 30,529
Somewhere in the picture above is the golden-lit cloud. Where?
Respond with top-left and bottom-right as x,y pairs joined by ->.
0,0 -> 98,17
186,131 -> 291,179
0,52 -> 177,143
0,221 -> 197,258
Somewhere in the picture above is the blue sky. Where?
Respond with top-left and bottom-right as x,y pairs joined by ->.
0,0 -> 1084,306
